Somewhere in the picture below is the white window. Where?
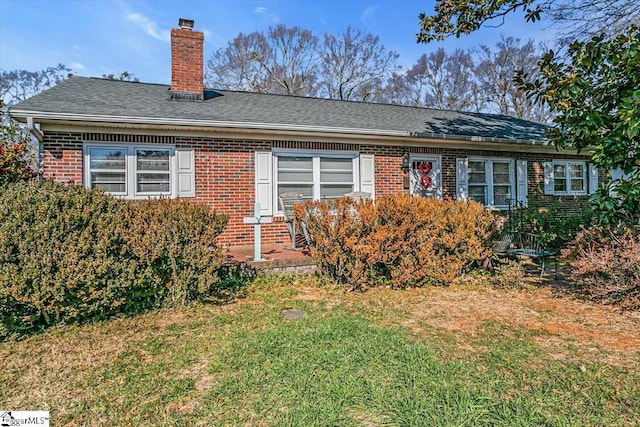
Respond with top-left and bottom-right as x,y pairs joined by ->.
255,151 -> 374,216
275,153 -> 358,203
87,147 -> 127,195
84,144 -> 195,199
544,161 -> 589,195
135,148 -> 171,194
458,158 -> 515,209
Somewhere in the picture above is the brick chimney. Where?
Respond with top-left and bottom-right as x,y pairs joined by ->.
170,18 -> 204,101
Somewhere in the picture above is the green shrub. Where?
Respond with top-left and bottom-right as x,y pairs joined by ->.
126,199 -> 227,306
0,181 -> 135,336
296,195 -> 496,290
0,181 -> 228,339
518,201 -> 593,251
563,226 -> 640,310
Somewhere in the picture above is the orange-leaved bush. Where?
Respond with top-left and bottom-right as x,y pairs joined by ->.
1,103 -> 37,185
296,194 -> 495,290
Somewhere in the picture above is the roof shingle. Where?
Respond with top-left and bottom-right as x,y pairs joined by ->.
10,76 -> 548,143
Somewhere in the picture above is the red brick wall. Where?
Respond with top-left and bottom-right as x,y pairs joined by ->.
42,131 -> 593,247
42,132 -> 83,184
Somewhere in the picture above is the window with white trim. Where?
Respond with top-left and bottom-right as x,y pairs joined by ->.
552,161 -> 586,194
88,147 -> 127,195
467,159 -> 514,208
275,153 -> 357,202
84,144 -> 190,198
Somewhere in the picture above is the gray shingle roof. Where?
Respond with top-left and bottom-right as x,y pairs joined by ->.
10,76 -> 548,143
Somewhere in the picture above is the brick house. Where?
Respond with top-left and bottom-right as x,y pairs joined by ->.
9,19 -> 597,247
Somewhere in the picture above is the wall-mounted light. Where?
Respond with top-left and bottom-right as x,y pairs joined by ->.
401,151 -> 410,172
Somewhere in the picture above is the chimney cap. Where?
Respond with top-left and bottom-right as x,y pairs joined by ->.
178,18 -> 194,30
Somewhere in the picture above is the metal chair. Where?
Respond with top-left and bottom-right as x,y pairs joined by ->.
278,192 -> 309,249
344,191 -> 372,202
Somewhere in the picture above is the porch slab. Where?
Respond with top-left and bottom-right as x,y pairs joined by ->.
226,244 -> 316,272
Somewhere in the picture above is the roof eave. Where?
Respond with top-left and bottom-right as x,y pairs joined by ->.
9,109 -> 550,147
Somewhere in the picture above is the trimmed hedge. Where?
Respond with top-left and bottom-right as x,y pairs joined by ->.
0,181 -> 228,339
296,195 -> 496,290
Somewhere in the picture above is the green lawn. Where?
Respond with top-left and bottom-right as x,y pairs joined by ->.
2,275 -> 639,426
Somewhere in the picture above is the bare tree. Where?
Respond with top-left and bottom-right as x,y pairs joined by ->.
206,31 -> 271,92
546,0 -> 640,43
474,37 -> 551,122
319,27 -> 400,102
206,25 -> 319,96
392,48 -> 480,111
0,64 -> 70,107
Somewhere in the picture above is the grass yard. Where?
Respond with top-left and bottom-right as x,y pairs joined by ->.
1,275 -> 639,426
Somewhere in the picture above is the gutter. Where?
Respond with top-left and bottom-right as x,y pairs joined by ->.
25,116 -> 44,182
409,131 -> 546,146
10,109 -> 550,147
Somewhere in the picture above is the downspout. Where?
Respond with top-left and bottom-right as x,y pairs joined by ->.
26,117 -> 44,182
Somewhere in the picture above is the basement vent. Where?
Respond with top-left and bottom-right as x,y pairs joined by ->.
83,133 -> 176,144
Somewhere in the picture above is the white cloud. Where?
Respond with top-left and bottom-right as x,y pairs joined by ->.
70,62 -> 86,71
253,7 -> 280,24
126,12 -> 170,42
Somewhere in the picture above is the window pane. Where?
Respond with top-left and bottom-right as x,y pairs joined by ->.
278,184 -> 313,199
492,162 -> 511,184
89,148 -> 125,170
468,161 -> 486,184
320,184 -> 354,199
320,171 -> 353,183
278,156 -> 313,170
554,164 -> 566,178
320,157 -> 352,170
93,183 -> 126,193
571,179 -> 584,192
137,149 -> 170,171
468,185 -> 486,204
278,170 -> 314,182
137,173 -> 170,193
494,186 -> 511,206
137,173 -> 169,183
554,177 -> 566,192
91,172 -> 125,193
320,157 -> 353,183
137,182 -> 170,193
278,156 -> 314,182
570,164 -> 584,178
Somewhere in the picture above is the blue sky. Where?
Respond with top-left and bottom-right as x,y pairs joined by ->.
0,0 -> 555,85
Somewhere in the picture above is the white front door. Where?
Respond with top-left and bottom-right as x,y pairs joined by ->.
410,156 -> 442,198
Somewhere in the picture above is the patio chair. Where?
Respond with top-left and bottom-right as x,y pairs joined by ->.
506,232 -> 558,281
278,192 -> 309,249
344,191 -> 372,202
